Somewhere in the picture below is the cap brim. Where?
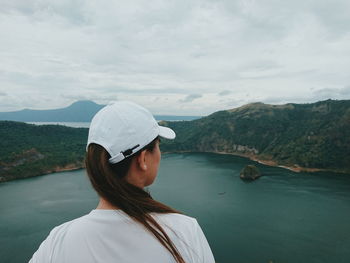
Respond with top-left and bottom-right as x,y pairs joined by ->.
159,126 -> 176,139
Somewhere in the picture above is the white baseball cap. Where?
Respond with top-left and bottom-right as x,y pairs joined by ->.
87,101 -> 176,164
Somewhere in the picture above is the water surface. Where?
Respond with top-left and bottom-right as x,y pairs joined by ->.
0,153 -> 349,263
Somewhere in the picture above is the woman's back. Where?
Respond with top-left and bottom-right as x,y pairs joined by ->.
30,210 -> 214,263
30,101 -> 215,263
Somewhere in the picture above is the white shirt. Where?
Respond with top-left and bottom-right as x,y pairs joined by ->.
29,209 -> 215,263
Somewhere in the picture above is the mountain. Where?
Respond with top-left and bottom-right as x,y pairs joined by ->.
0,101 -> 201,122
1,99 -> 349,183
0,101 -> 104,122
160,99 -> 350,173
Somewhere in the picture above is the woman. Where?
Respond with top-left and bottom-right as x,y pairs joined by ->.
30,101 -> 215,263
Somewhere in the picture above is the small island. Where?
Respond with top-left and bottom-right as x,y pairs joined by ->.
240,165 -> 261,181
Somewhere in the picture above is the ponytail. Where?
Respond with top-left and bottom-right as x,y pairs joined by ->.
85,138 -> 186,263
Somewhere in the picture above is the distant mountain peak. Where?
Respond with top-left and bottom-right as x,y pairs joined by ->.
0,100 -> 105,122
68,100 -> 101,108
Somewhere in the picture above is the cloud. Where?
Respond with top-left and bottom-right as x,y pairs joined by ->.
218,90 -> 231,96
0,0 -> 91,25
0,92 -> 6,96
180,94 -> 202,103
0,0 -> 350,114
312,86 -> 350,100
262,84 -> 350,106
340,86 -> 350,96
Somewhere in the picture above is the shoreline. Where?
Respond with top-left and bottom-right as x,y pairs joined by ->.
0,163 -> 85,183
1,152 -> 348,183
45,163 -> 85,174
163,150 -> 347,174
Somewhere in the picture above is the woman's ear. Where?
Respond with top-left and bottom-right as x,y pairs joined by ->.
137,150 -> 148,171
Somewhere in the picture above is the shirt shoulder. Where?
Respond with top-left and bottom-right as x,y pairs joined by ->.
151,213 -> 197,238
29,214 -> 90,263
153,213 -> 215,263
153,212 -> 198,227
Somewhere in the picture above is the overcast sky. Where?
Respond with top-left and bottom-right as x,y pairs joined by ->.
0,0 -> 349,115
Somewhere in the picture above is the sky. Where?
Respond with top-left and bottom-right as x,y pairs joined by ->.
0,0 -> 350,115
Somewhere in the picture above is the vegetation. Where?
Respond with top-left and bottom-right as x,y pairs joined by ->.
240,165 -> 261,180
160,99 -> 350,173
0,121 -> 87,182
1,99 -> 349,182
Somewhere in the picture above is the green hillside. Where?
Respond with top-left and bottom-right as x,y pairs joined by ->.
0,121 -> 88,182
160,99 -> 350,173
1,99 -> 349,183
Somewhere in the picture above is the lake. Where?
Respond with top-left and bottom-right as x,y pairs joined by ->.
26,116 -> 198,128
26,122 -> 91,128
0,153 -> 349,263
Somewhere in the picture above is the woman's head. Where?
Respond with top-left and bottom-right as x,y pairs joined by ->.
87,101 -> 174,165
126,136 -> 161,187
84,101 -> 185,263
86,100 -> 173,190
86,135 -> 161,192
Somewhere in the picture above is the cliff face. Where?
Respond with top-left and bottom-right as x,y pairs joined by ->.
161,99 -> 350,173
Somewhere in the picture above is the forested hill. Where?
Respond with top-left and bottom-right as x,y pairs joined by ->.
0,121 -> 88,182
160,99 -> 350,173
1,99 -> 349,182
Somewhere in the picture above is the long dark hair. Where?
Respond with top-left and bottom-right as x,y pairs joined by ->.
85,137 -> 186,263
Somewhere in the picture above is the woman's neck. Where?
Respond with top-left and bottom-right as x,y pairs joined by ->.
96,197 -> 119,210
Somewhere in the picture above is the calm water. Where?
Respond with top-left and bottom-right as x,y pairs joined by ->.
0,153 -> 349,263
27,122 -> 91,128
26,118 -> 196,128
